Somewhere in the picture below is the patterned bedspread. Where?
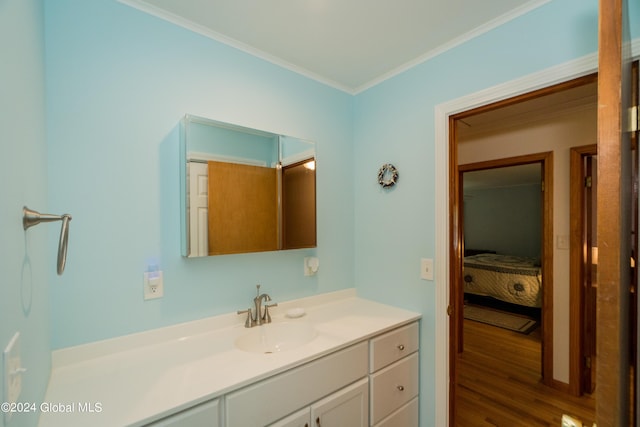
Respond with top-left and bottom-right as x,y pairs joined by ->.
463,253 -> 543,308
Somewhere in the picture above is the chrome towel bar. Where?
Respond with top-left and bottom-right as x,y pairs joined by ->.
23,206 -> 72,275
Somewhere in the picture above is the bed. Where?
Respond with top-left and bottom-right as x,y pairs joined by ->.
463,253 -> 543,308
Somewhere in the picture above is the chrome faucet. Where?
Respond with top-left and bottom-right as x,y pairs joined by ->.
237,285 -> 277,328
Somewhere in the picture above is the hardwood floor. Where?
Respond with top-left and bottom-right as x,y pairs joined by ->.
455,319 -> 595,426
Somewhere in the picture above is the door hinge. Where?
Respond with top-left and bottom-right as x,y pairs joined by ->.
630,105 -> 638,133
585,176 -> 592,188
447,305 -> 453,316
541,181 -> 545,192
585,356 -> 592,369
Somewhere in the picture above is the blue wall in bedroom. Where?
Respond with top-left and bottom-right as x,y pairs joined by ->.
464,184 -> 543,258
0,2 -> 50,427
44,0 -> 355,349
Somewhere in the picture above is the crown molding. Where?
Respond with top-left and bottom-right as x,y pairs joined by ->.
117,0 -> 355,94
119,0 -> 555,95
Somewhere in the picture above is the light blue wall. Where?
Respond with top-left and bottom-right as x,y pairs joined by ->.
0,1 -> 50,427
44,0 -> 354,349
352,0 -> 614,424
10,0 -> 639,426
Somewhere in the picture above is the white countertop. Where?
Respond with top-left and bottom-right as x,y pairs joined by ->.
38,289 -> 421,427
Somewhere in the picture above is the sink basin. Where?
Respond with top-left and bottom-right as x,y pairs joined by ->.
235,321 -> 318,354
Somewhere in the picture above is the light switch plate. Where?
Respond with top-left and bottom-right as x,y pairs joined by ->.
4,332 -> 23,423
420,258 -> 434,281
557,234 -> 570,250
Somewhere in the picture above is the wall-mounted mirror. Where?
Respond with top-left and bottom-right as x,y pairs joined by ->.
180,114 -> 316,257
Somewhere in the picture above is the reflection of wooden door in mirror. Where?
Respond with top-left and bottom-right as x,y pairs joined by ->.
282,159 -> 316,249
207,161 -> 278,255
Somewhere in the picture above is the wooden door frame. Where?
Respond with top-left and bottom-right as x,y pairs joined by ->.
454,152 -> 554,379
569,144 -> 598,397
443,73 -> 597,425
596,0 -> 633,423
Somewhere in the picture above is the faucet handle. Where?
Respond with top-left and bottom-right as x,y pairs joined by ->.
237,308 -> 255,328
264,303 -> 278,323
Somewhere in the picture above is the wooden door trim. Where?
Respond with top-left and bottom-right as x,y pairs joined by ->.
447,74 -> 601,426
596,0 -> 632,423
569,144 -> 598,397
455,152 -> 554,384
448,115 -> 460,424
439,59 -> 601,427
452,74 -> 597,121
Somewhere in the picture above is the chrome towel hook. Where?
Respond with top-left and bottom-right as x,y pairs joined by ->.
23,206 -> 72,275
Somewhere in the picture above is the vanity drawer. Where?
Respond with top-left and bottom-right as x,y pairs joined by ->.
226,342 -> 368,426
369,352 -> 419,425
375,397 -> 418,427
369,322 -> 419,372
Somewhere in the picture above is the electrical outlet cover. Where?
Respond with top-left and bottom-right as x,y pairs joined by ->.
144,271 -> 164,300
303,257 -> 319,276
3,332 -> 22,423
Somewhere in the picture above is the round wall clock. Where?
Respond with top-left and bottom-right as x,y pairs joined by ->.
377,163 -> 398,188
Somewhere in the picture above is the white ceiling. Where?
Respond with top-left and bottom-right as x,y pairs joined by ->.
121,0 -> 549,93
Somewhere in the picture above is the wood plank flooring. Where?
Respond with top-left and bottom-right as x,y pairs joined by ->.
455,319 -> 595,426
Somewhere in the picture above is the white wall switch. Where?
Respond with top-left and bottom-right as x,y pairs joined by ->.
144,271 -> 164,300
557,234 -> 570,250
420,258 -> 434,281
3,332 -> 24,423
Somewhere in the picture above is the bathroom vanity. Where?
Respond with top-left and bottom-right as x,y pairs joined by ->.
38,290 -> 420,427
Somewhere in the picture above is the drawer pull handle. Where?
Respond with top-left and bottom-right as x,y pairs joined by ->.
397,344 -> 405,351
397,385 -> 405,391
316,416 -> 321,426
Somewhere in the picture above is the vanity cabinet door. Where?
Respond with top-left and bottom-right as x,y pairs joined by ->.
269,408 -> 311,427
145,398 -> 219,427
310,378 -> 368,427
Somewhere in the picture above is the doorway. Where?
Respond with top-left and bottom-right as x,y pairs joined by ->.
570,146 -> 599,396
448,75 -> 598,424
459,160 -> 545,342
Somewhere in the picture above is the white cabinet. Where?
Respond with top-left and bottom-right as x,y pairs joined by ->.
150,321 -> 419,427
369,322 -> 419,372
270,379 -> 368,427
269,408 -> 311,427
145,398 -> 220,427
375,398 -> 419,427
268,322 -> 420,427
227,342 -> 368,426
370,353 -> 419,425
368,322 -> 420,426
311,379 -> 368,427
